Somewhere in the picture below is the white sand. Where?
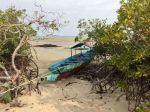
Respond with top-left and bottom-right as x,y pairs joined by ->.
0,77 -> 128,112
0,38 -> 128,112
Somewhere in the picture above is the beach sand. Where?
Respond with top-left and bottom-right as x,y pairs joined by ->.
0,38 -> 128,112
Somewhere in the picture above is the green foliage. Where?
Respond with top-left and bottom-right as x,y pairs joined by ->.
0,7 -> 36,65
76,0 -> 150,110
0,83 -> 12,103
0,6 -> 62,103
116,80 -> 127,89
0,6 -> 25,24
136,103 -> 150,112
75,19 -> 109,42
76,0 -> 150,78
0,7 -> 37,103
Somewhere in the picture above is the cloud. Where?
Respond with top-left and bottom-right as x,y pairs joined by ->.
0,0 -> 120,36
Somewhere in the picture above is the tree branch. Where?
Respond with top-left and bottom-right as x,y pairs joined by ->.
0,64 -> 11,79
11,34 -> 26,83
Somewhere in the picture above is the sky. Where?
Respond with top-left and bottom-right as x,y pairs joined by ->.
0,0 -> 121,36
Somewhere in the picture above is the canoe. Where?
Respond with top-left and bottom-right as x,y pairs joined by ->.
46,48 -> 93,81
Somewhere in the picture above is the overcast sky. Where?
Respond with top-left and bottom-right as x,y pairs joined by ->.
0,0 -> 121,36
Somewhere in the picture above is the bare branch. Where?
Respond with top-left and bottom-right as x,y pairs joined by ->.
0,64 -> 11,79
11,34 -> 26,83
0,77 -> 11,81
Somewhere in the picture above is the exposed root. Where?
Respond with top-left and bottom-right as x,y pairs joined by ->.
73,59 -> 150,111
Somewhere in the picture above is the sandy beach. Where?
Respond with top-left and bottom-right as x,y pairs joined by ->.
0,38 -> 128,112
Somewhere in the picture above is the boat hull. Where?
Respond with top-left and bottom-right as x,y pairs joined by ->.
47,49 -> 93,81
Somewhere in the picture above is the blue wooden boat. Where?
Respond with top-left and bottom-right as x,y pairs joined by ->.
46,43 -> 94,81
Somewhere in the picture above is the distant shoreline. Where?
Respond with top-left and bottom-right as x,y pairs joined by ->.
34,44 -> 61,47
33,35 -> 75,39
